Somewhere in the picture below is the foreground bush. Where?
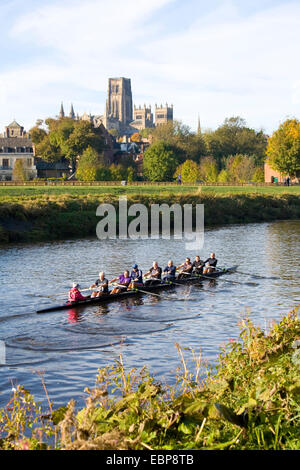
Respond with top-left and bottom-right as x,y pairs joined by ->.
0,308 -> 299,450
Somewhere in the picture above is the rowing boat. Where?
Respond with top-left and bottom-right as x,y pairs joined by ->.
36,266 -> 238,314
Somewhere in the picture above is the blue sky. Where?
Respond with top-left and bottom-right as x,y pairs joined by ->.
0,0 -> 299,134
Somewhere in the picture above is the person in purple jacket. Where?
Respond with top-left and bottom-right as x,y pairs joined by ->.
109,270 -> 131,295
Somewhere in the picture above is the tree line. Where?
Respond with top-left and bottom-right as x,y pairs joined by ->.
24,115 -> 300,183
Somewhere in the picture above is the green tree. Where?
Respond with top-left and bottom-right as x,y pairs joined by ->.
217,169 -> 231,183
225,154 -> 256,182
203,117 -> 267,167
31,118 -> 104,167
199,156 -> 219,182
143,141 -> 180,181
251,167 -> 265,182
76,146 -> 102,181
266,119 -> 300,177
174,160 -> 200,183
13,159 -> 29,181
109,164 -> 126,181
150,120 -> 207,163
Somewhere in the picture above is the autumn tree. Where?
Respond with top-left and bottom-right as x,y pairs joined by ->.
266,119 -> 300,177
130,132 -> 140,142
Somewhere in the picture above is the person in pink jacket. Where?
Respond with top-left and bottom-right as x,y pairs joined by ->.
68,283 -> 86,303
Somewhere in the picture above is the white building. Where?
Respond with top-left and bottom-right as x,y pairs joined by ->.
0,121 -> 37,181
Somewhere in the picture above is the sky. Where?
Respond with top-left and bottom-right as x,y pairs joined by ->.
0,0 -> 299,135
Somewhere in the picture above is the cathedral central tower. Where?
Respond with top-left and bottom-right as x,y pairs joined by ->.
105,77 -> 133,127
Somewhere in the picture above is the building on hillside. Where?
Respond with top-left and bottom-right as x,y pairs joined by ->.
0,121 -> 37,181
35,158 -> 71,179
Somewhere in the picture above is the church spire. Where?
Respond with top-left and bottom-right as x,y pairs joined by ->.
197,115 -> 201,135
69,103 -> 75,119
59,102 -> 65,119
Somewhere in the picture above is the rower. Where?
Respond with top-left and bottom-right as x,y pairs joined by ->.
89,272 -> 109,298
162,260 -> 177,282
192,255 -> 205,275
177,257 -> 193,279
68,283 -> 87,303
109,270 -> 131,295
203,253 -> 218,274
144,261 -> 162,286
129,264 -> 144,289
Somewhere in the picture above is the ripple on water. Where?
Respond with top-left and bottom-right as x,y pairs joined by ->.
0,220 -> 299,409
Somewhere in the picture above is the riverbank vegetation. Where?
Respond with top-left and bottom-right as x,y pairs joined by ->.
1,188 -> 300,243
0,307 -> 299,450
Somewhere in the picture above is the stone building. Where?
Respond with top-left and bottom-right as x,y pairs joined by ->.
154,103 -> 173,126
131,105 -> 154,131
58,78 -> 174,135
103,77 -> 133,133
0,121 -> 37,181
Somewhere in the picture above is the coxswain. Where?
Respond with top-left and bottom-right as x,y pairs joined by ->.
129,264 -> 144,289
192,255 -> 205,275
109,270 -> 131,295
89,272 -> 109,298
177,257 -> 193,279
144,261 -> 162,286
203,253 -> 218,274
162,260 -> 177,282
68,283 -> 87,303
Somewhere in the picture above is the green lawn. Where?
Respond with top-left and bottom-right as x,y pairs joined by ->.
0,184 -> 300,201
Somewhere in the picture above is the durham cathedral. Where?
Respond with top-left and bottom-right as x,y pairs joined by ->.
59,77 -> 173,135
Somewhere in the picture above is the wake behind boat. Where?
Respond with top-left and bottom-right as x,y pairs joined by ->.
36,266 -> 238,314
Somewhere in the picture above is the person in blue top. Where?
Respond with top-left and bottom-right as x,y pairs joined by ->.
162,260 -> 177,282
129,264 -> 143,288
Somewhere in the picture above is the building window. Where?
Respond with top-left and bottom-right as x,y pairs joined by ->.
27,158 -> 32,166
2,159 -> 9,168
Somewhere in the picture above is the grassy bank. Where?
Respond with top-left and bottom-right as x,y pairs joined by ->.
1,183 -> 300,198
1,186 -> 300,243
0,308 -> 299,450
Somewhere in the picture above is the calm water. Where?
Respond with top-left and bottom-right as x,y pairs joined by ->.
0,220 -> 299,409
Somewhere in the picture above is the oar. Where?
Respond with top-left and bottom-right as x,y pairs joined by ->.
179,271 -> 258,287
109,282 -> 161,298
221,268 -> 279,281
36,287 -> 96,299
129,286 -> 169,299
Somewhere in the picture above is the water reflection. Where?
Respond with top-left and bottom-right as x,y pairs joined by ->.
0,220 -> 299,408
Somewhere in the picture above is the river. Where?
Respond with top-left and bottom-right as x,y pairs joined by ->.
0,220 -> 299,409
